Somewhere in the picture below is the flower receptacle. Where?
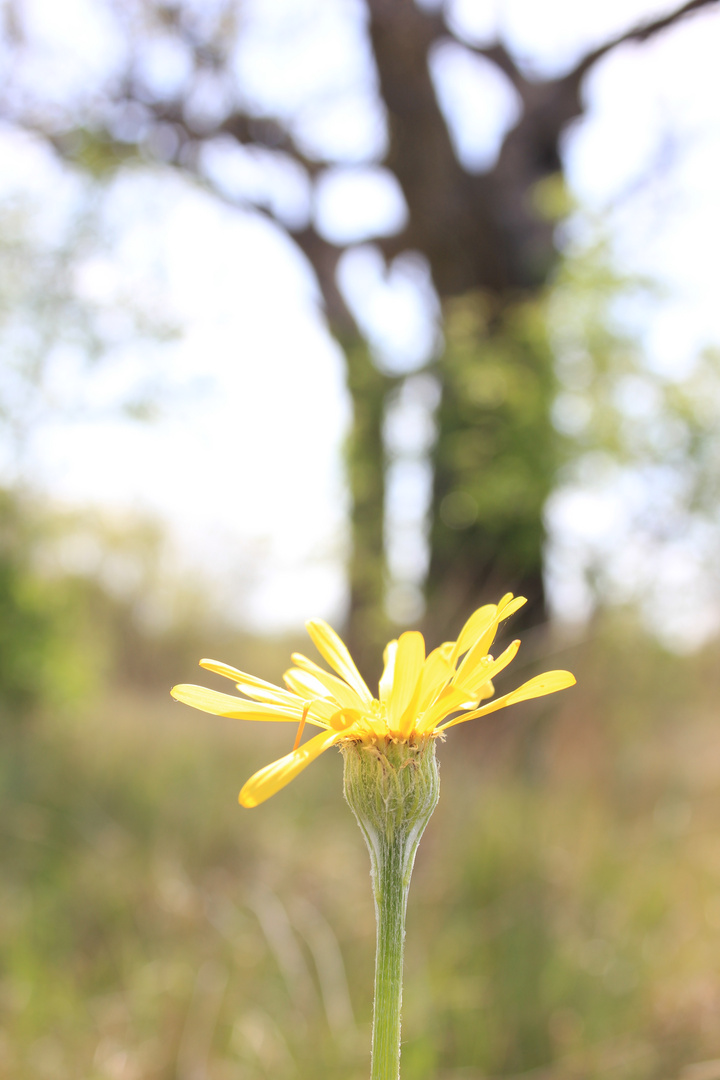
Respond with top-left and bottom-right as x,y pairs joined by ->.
341,736 -> 440,861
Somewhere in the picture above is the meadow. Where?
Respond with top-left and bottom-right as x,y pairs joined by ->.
3,616 -> 720,1080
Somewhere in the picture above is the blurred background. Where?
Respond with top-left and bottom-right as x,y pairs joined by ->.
2,0 -> 720,1076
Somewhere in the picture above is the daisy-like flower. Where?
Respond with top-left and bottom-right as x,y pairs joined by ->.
172,595 -> 575,1080
171,593 -> 575,808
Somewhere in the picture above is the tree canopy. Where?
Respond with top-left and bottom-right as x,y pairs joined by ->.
1,0 -> 718,657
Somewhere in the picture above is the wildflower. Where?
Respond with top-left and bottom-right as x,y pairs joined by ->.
172,594 -> 575,1080
171,593 -> 575,808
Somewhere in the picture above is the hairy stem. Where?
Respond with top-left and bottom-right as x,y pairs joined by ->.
342,738 -> 440,1080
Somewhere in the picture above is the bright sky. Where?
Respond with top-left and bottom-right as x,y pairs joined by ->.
2,0 -> 720,639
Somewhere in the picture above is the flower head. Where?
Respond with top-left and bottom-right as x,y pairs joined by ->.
171,594 -> 575,808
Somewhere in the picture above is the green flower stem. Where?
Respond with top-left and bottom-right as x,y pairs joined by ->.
370,822 -> 411,1080
342,737 -> 440,1080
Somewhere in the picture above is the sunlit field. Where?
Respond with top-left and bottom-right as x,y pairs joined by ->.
3,618 -> 720,1080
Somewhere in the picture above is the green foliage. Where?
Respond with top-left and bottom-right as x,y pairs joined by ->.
343,338 -> 395,675
51,129 -> 141,179
0,201 -> 177,472
551,240 -> 720,491
0,490 -> 92,727
548,237 -> 720,626
0,490 -> 257,731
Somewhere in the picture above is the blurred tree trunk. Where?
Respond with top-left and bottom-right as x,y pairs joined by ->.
2,0 -> 714,646
427,294 -> 557,640
343,337 -> 393,675
363,0 -> 714,636
366,0 -> 561,633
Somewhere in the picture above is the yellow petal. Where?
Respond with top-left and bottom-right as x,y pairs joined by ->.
290,654 -> 365,710
199,659 -> 301,707
452,596 -> 526,669
440,670 -> 576,730
415,685 -> 478,733
387,631 -> 425,734
378,639 -> 397,703
281,673 -> 351,727
305,619 -> 373,705
453,604 -> 497,660
171,684 -> 324,724
283,668 -> 333,700
497,595 -> 527,621
454,615 -> 501,683
239,729 -> 341,807
416,647 -> 454,712
455,639 -> 521,697
477,678 -> 494,703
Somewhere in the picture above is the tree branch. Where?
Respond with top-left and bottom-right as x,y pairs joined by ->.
570,0 -> 719,84
465,0 -> 718,108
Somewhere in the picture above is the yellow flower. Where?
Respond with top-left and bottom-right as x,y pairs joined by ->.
171,594 -> 575,808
